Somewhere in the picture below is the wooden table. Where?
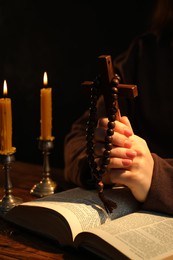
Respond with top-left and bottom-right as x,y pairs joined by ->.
0,161 -> 99,259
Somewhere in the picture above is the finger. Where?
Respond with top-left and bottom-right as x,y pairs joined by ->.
94,143 -> 136,159
112,132 -> 132,148
109,157 -> 133,168
120,116 -> 134,134
94,128 -> 132,148
114,120 -> 133,137
111,147 -> 137,159
98,117 -> 133,137
95,157 -> 133,169
97,118 -> 109,128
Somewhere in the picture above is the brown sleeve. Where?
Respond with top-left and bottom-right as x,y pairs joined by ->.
64,110 -> 91,187
142,153 -> 173,215
64,96 -> 106,188
64,111 -> 97,189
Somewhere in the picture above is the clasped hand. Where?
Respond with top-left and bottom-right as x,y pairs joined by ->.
94,116 -> 154,202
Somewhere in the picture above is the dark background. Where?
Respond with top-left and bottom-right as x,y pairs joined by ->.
0,0 -> 154,168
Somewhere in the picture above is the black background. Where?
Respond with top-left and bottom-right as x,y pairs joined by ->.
0,0 -> 154,168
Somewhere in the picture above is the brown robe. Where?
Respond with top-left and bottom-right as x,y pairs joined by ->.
64,32 -> 173,216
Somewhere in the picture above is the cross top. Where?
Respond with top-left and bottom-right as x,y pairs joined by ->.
98,54 -> 138,120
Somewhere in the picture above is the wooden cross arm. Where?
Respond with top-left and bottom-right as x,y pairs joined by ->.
117,84 -> 138,98
81,82 -> 138,99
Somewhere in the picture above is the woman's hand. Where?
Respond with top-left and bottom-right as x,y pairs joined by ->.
94,116 -> 154,202
94,116 -> 136,168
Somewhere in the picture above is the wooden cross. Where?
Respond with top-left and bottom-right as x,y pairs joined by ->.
98,54 -> 138,120
82,55 -> 138,120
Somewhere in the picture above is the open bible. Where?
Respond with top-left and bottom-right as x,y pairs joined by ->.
4,186 -> 173,260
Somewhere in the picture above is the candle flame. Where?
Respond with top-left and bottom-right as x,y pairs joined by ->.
43,72 -> 48,86
3,80 -> 8,96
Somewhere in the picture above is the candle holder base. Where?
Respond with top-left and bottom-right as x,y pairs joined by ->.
30,177 -> 57,197
30,139 -> 57,198
0,195 -> 23,216
0,153 -> 23,216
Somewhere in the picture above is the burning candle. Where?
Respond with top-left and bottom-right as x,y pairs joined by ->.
40,72 -> 53,140
0,80 -> 16,154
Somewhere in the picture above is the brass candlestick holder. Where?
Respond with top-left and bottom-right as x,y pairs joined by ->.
30,139 -> 57,197
0,152 -> 23,215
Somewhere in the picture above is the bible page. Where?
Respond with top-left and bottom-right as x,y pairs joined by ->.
75,211 -> 173,260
